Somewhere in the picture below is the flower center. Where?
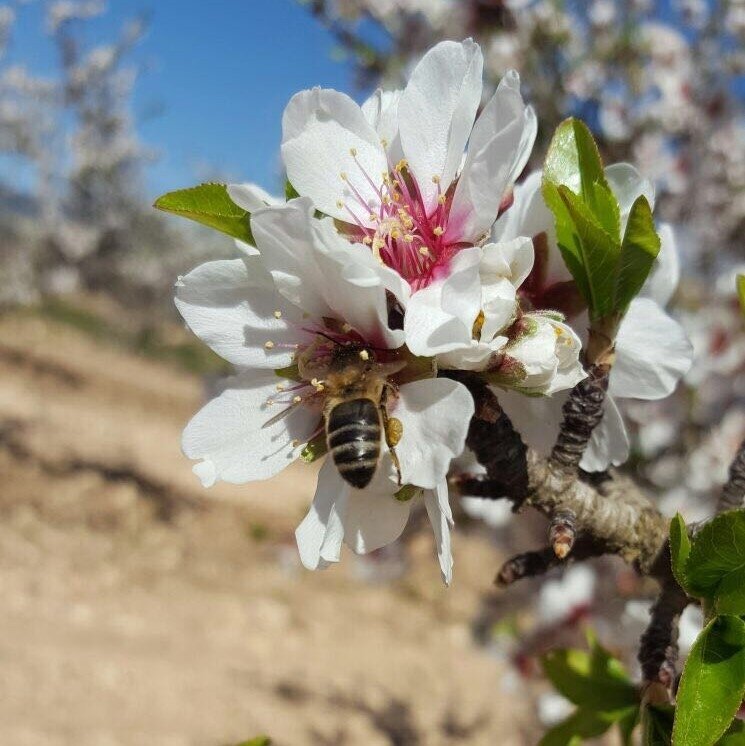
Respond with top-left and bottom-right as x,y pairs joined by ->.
338,154 -> 460,291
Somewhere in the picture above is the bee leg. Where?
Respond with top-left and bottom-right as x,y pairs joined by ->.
380,385 -> 403,486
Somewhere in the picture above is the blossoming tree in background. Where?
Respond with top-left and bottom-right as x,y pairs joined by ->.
0,0 -> 221,309
159,38 -> 745,745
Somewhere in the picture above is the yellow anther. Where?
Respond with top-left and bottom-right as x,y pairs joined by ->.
403,234 -> 414,243
266,398 -> 275,406
293,395 -> 302,404
369,213 -> 378,222
264,340 -> 275,349
419,246 -> 430,256
433,226 -> 444,236
359,349 -> 370,361
291,439 -> 300,448
340,171 -> 348,181
391,228 -> 401,239
380,138 -> 388,148
362,236 -> 373,245
342,323 -> 352,333
275,383 -> 286,392
394,159 -> 408,172
349,147 -> 358,156
392,191 -> 401,202
273,310 -> 282,319
382,195 -> 391,205
431,174 -> 441,184
437,195 -> 447,205
336,199 -> 345,209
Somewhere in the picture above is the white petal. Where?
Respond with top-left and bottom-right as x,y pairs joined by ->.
579,396 -> 630,472
424,481 -> 454,585
250,198 -> 332,319
398,39 -> 483,211
403,247 -> 483,356
640,223 -> 679,307
295,459 -> 346,570
174,258 -> 299,369
481,236 -> 535,287
342,481 -> 412,554
610,298 -> 693,400
361,88 -> 402,161
227,182 -> 280,212
449,71 -> 537,241
311,218 -> 406,349
496,388 -> 565,457
481,277 -> 517,341
605,162 -> 655,217
492,171 -> 572,286
437,335 -> 508,372
182,372 -> 318,485
281,88 -> 387,224
394,378 -> 474,489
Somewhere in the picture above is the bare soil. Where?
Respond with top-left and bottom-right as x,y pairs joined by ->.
0,308 -> 533,745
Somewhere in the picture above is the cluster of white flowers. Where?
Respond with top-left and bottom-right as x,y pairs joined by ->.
176,40 -> 690,584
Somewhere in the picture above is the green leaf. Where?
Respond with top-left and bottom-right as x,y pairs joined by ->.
542,180 -> 591,305
235,738 -> 271,746
641,703 -> 674,746
686,510 -> 745,612
614,195 -> 661,313
557,185 -> 622,319
718,719 -> 745,745
590,181 -> 622,243
539,709 -> 615,746
669,513 -> 692,592
674,616 -> 745,746
154,183 -> 255,245
542,643 -> 638,711
543,118 -> 610,203
737,274 -> 745,318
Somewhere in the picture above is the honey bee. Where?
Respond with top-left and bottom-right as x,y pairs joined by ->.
300,338 -> 405,489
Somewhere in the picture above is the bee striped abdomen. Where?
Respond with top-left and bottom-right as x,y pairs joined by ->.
327,398 -> 381,489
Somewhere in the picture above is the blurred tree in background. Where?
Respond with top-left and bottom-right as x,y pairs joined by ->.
0,0 -> 223,310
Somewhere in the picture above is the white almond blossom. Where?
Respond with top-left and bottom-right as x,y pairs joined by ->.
281,39 -> 537,360
174,197 -> 473,583
492,166 -> 694,470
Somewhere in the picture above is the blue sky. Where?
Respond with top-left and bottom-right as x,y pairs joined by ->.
6,0 -> 375,197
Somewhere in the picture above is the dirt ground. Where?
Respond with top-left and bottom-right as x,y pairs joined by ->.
0,306 -> 535,746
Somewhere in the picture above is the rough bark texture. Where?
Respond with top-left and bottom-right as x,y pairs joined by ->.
550,364 -> 610,470
448,372 -> 529,506
638,579 -> 690,688
450,374 -> 671,575
718,436 -> 745,512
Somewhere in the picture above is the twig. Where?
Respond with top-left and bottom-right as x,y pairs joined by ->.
447,372 -> 529,507
638,580 -> 690,689
496,547 -> 558,586
717,436 -> 745,512
495,535 -> 607,587
456,375 -> 669,574
550,364 -> 610,471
